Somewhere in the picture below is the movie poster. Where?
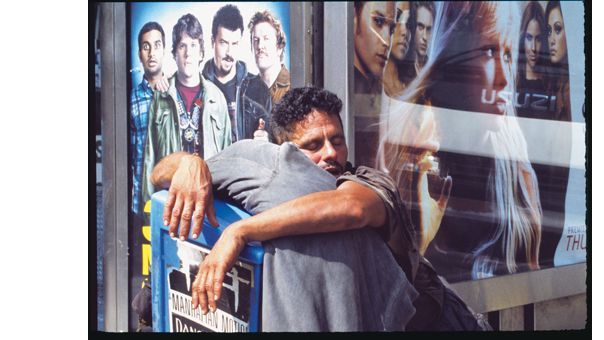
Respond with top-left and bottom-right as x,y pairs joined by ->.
353,1 -> 585,282
128,2 -> 291,330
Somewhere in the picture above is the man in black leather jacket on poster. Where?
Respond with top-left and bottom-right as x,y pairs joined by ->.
202,4 -> 272,142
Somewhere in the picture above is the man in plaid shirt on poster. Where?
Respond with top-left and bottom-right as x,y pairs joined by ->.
130,21 -> 167,216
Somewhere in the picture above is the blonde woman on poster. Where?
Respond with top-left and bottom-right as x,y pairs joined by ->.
377,1 -> 543,281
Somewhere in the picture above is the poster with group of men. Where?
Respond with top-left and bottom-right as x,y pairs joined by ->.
127,2 -> 291,330
352,1 -> 585,282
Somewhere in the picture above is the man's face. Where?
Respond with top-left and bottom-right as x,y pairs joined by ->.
353,2 -> 396,78
414,6 -> 433,58
139,29 -> 164,78
174,32 -> 203,79
289,110 -> 348,178
213,26 -> 242,77
251,22 -> 282,72
391,1 -> 411,61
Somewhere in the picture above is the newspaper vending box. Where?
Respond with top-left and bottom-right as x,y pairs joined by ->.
151,190 -> 264,332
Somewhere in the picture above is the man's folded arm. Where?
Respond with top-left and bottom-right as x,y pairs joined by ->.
230,180 -> 386,243
191,178 -> 388,313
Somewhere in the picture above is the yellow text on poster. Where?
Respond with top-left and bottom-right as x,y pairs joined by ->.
143,199 -> 152,276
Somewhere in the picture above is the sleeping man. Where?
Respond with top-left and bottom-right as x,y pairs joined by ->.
151,86 -> 486,331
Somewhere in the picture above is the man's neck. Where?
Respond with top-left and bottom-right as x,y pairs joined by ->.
414,53 -> 426,74
260,63 -> 282,88
145,72 -> 163,88
353,54 -> 370,80
215,60 -> 237,84
353,54 -> 383,84
177,72 -> 200,87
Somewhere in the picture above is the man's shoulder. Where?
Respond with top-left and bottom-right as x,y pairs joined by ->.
210,139 -> 279,161
275,65 -> 290,87
131,79 -> 152,98
237,63 -> 271,107
337,165 -> 399,196
134,78 -> 148,91
201,59 -> 215,80
130,83 -> 141,101
341,165 -> 392,181
243,72 -> 271,97
243,71 -> 263,84
201,75 -> 227,103
201,78 -> 229,118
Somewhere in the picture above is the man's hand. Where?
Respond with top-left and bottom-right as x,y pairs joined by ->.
154,76 -> 170,93
253,118 -> 269,141
163,154 -> 219,240
416,153 -> 452,255
191,224 -> 246,314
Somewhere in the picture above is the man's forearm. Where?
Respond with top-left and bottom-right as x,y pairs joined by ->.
229,181 -> 386,243
150,151 -> 191,189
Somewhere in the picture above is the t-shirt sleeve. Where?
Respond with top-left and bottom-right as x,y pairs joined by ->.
336,166 -> 404,237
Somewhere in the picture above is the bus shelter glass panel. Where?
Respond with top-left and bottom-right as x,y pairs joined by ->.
351,1 -> 585,283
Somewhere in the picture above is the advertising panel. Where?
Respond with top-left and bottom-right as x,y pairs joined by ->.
128,2 -> 291,330
353,1 -> 585,282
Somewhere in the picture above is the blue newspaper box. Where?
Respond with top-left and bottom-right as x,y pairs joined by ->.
151,190 -> 264,332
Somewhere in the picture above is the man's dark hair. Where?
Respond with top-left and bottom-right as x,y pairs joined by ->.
138,21 -> 165,51
353,1 -> 366,14
413,1 -> 435,19
270,87 -> 343,144
544,0 -> 561,20
212,4 -> 244,41
353,1 -> 366,34
172,13 -> 204,59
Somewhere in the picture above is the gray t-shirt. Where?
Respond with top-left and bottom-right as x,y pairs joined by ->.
205,139 -> 419,331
